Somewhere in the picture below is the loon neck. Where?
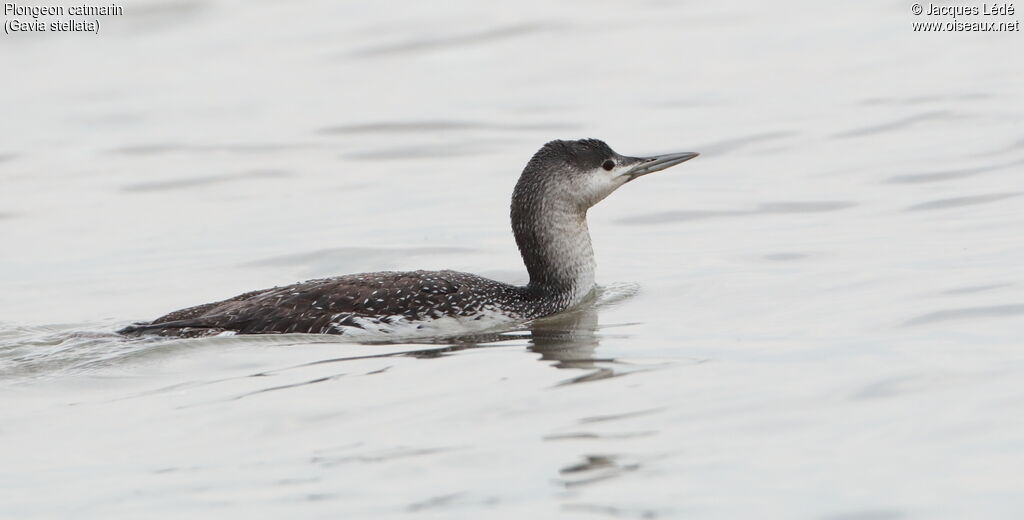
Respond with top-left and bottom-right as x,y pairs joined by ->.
511,199 -> 596,308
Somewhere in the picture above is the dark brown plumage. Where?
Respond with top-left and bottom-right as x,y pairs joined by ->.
120,270 -> 543,337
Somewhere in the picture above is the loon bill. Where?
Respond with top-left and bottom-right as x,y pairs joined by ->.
119,139 -> 699,338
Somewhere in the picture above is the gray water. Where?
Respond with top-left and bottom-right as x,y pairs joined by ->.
2,0 -> 1024,518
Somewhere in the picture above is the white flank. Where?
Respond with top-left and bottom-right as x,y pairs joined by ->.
330,307 -> 519,339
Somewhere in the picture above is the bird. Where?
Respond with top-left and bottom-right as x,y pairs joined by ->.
119,139 -> 699,338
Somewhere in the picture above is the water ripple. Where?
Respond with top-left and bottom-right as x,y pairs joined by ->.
696,131 -> 796,155
904,304 -> 1024,326
905,192 -> 1021,211
619,201 -> 855,225
110,143 -> 314,156
834,111 -> 954,139
120,169 -> 290,192
350,23 -> 557,57
884,159 -> 1024,184
318,120 -> 574,135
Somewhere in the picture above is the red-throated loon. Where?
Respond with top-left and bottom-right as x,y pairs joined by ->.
119,139 -> 699,338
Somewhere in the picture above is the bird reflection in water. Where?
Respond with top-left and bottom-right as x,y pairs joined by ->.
403,284 -> 637,385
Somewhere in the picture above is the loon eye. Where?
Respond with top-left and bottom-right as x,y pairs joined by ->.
602,159 -> 615,171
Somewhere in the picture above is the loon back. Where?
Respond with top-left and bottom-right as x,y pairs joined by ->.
120,139 -> 698,337
119,270 -> 547,337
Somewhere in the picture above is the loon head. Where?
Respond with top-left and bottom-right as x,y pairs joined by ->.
514,138 -> 699,212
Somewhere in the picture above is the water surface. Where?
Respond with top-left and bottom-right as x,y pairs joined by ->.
2,1 -> 1023,518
